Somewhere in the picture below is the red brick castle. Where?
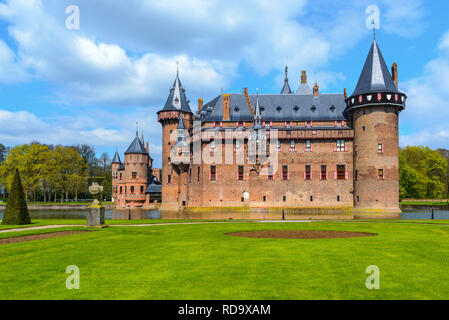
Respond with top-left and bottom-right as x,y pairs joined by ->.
114,38 -> 406,213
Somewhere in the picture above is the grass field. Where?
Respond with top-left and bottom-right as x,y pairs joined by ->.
0,221 -> 448,300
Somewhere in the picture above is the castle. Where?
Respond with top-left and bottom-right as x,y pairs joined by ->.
113,38 -> 406,213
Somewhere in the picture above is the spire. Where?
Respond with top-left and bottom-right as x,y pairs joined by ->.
296,70 -> 312,95
351,38 -> 399,97
177,112 -> 185,130
281,66 -> 292,94
112,151 -> 121,164
136,122 -> 138,137
174,111 -> 188,147
254,89 -> 262,129
160,65 -> 193,113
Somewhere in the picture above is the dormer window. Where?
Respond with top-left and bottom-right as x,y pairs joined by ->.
276,106 -> 282,112
311,106 -> 316,112
330,105 -> 335,112
293,106 -> 299,112
234,106 -> 240,112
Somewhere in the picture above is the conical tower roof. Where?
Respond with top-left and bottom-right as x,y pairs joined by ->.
111,151 -> 121,164
125,136 -> 148,155
160,69 -> 192,113
351,38 -> 398,97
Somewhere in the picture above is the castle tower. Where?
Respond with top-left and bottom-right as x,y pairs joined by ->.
123,133 -> 149,207
157,69 -> 193,210
111,151 -> 121,202
345,38 -> 406,211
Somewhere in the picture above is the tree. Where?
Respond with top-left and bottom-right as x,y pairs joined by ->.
2,168 -> 31,225
1,143 -> 49,202
0,144 -> 7,163
437,148 -> 449,198
399,146 -> 448,199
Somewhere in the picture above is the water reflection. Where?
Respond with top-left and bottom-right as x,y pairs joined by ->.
0,209 -> 448,220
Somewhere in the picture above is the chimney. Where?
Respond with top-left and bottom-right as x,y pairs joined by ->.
344,88 -> 348,99
301,70 -> 307,84
223,94 -> 230,121
198,98 -> 203,114
391,62 -> 398,88
313,82 -> 319,97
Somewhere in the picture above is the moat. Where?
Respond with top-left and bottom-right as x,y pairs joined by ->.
0,209 -> 448,220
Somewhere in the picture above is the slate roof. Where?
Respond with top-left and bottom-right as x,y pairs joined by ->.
146,184 -> 162,194
351,38 -> 399,97
111,151 -> 121,164
160,72 -> 192,113
197,93 -> 347,122
125,136 -> 148,155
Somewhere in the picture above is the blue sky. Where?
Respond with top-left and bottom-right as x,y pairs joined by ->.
0,0 -> 448,168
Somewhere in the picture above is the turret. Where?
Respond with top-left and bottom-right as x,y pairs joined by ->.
111,151 -> 121,201
122,132 -> 149,206
157,68 -> 193,210
345,38 -> 406,211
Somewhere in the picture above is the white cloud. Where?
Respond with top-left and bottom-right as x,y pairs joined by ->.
400,30 -> 449,149
0,0 -> 427,106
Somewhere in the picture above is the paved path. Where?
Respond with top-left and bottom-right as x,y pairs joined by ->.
0,220 -> 313,234
1,219 -> 448,235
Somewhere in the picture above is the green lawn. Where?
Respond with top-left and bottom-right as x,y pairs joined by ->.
0,219 -> 240,231
0,221 -> 448,300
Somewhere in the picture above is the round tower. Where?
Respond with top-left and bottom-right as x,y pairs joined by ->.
123,134 -> 149,207
345,38 -> 406,211
158,70 -> 193,210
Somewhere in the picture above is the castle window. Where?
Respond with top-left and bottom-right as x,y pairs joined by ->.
363,126 -> 366,131
140,186 -> 144,193
355,170 -> 358,181
335,121 -> 342,127
277,140 -> 281,152
210,140 -> 216,153
267,165 -> 274,181
238,166 -> 245,181
290,140 -> 296,152
321,165 -> 327,180
310,196 -> 313,202
305,140 -> 312,152
337,195 -> 340,202
282,165 -> 289,181
119,173 -> 122,180
168,175 -> 172,184
131,186 -> 135,193
305,165 -> 312,180
378,143 -> 384,154
132,172 -> 137,179
378,169 -> 385,180
283,195 -> 287,202
120,186 -> 122,194
210,166 -> 217,181
113,171 -> 118,179
263,196 -> 267,202
336,140 -> 345,152
234,140 -> 241,152
197,167 -> 200,182
337,165 -> 346,180
189,168 -> 192,183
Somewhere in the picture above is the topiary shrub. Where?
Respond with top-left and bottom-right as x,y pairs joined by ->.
2,168 -> 31,225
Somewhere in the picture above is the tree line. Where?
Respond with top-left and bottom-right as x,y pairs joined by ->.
0,142 -> 112,203
400,146 -> 449,200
